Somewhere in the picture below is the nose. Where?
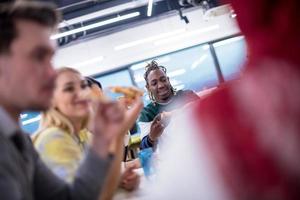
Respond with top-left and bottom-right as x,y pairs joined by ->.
157,81 -> 165,89
47,62 -> 57,83
78,87 -> 88,98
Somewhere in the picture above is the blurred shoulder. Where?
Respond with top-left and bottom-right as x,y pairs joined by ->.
32,127 -> 72,148
175,89 -> 200,104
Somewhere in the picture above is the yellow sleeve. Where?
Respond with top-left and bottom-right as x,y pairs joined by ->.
33,128 -> 84,183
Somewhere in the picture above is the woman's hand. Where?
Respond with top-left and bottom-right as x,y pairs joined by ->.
90,98 -> 143,158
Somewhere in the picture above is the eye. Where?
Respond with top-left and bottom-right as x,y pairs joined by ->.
161,77 -> 167,82
33,51 -> 46,62
81,82 -> 89,89
151,80 -> 157,86
63,86 -> 74,92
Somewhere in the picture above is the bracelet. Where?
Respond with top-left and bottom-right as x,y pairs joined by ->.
147,135 -> 156,144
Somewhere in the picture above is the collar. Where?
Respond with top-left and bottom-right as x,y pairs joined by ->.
0,106 -> 19,138
155,94 -> 175,106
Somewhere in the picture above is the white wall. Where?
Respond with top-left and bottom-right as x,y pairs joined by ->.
53,6 -> 240,76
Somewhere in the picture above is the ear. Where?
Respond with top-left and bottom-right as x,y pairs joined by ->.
167,76 -> 171,84
146,83 -> 150,91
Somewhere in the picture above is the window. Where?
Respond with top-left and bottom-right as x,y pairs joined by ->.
213,36 -> 247,81
20,112 -> 41,134
95,69 -> 134,100
20,37 -> 247,134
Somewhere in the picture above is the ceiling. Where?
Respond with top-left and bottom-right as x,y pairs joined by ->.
43,0 -> 221,46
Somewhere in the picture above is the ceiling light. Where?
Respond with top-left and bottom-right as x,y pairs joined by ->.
168,69 -> 186,77
72,56 -> 104,68
154,25 -> 220,46
58,0 -> 165,28
115,29 -> 185,50
20,114 -> 28,119
191,55 -> 208,69
175,84 -> 185,90
134,75 -> 145,83
51,12 -> 141,40
22,115 -> 41,125
202,44 -> 210,50
170,79 -> 182,85
131,56 -> 171,70
147,0 -> 154,17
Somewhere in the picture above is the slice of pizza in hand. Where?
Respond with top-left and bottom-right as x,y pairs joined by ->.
110,86 -> 144,100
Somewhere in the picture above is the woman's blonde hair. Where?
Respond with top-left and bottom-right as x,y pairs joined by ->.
37,67 -> 90,135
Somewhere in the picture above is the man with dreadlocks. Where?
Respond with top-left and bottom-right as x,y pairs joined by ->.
138,60 -> 199,150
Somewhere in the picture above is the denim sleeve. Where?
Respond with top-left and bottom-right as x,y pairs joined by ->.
140,135 -> 153,149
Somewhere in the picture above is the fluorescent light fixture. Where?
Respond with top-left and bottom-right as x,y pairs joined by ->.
51,12 -> 140,40
168,69 -> 186,78
22,115 -> 41,125
154,25 -> 220,46
158,56 -> 171,64
147,0 -> 154,17
131,56 -> 170,70
175,84 -> 185,90
131,62 -> 148,71
191,55 -> 208,69
202,44 -> 210,50
58,3 -> 136,28
134,74 -> 145,83
135,75 -> 183,85
73,56 -> 104,68
213,36 -> 244,47
58,0 -> 165,28
170,79 -> 182,85
115,29 -> 185,50
20,114 -> 28,119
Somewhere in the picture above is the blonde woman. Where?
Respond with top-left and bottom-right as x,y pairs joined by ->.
33,67 -> 141,199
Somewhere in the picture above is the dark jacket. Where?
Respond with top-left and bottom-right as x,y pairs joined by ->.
0,107 -> 112,200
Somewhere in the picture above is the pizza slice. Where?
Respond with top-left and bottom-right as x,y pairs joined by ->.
110,86 -> 144,100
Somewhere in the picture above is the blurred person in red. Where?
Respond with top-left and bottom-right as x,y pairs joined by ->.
146,0 -> 300,199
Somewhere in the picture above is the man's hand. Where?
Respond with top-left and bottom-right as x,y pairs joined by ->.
149,114 -> 165,142
90,98 -> 143,158
120,165 -> 140,191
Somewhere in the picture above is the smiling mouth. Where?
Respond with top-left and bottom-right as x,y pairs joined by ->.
158,90 -> 169,96
74,100 -> 89,105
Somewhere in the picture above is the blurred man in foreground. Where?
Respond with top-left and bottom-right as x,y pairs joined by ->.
0,1 -> 142,199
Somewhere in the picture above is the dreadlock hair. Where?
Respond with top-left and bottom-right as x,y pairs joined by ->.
144,60 -> 176,103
